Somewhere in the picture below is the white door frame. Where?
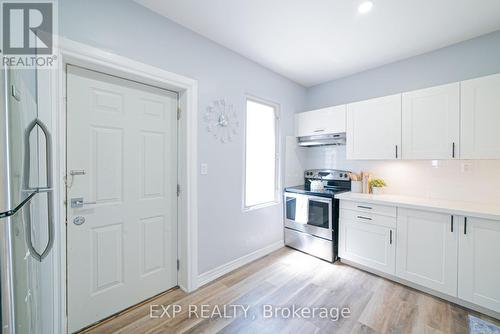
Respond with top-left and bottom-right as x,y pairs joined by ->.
52,38 -> 199,333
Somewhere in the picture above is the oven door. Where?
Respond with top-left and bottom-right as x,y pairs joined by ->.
284,192 -> 332,240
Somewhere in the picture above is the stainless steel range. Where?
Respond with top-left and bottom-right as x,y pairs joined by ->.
284,169 -> 351,262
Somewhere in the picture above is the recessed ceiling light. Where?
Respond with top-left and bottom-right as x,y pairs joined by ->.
358,1 -> 374,14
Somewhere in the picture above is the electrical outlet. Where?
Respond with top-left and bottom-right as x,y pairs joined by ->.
461,161 -> 473,173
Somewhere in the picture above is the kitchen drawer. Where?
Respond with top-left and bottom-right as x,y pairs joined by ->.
285,228 -> 333,262
340,200 -> 397,217
340,209 -> 396,228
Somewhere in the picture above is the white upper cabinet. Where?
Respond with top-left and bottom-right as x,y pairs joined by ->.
396,208 -> 458,296
458,217 -> 500,313
461,73 -> 500,159
295,105 -> 346,137
347,94 -> 401,160
402,83 -> 460,160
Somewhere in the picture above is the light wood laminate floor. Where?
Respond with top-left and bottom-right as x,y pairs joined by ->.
81,247 -> 499,334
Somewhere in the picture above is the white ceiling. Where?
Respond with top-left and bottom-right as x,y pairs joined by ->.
134,0 -> 500,87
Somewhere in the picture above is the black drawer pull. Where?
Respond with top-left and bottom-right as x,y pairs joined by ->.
357,205 -> 372,210
357,216 -> 372,220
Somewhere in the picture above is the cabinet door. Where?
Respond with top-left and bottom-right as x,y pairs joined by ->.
402,83 -> 459,159
346,94 -> 401,160
396,209 -> 457,296
295,105 -> 346,137
339,219 -> 395,274
461,73 -> 500,159
458,217 -> 500,313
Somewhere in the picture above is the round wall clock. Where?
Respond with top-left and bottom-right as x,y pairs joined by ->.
204,99 -> 239,143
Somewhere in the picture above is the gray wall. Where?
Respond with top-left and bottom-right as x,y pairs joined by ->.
59,0 -> 307,274
306,30 -> 500,109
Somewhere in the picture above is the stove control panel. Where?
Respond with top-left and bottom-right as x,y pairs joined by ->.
304,169 -> 350,181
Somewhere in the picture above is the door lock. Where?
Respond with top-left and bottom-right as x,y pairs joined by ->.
73,216 -> 85,225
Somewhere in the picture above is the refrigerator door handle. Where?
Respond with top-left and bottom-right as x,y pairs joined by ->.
23,119 -> 54,262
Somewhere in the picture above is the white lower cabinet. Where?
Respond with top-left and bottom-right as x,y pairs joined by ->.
458,217 -> 500,313
340,200 -> 500,314
339,212 -> 395,275
396,208 -> 458,296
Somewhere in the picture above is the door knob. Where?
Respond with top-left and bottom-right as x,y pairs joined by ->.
70,197 -> 96,208
73,216 -> 85,225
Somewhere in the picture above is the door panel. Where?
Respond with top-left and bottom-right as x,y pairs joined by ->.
91,127 -> 124,203
67,66 -> 178,332
402,83 -> 459,159
396,209 -> 457,296
458,217 -> 500,313
141,132 -> 165,198
91,223 -> 124,293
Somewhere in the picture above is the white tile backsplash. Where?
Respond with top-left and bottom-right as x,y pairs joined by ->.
291,145 -> 500,205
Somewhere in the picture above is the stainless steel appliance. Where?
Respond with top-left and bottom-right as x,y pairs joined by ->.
284,169 -> 351,262
1,66 -> 55,333
297,132 -> 346,147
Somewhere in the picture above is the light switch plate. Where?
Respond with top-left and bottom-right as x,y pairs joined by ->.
461,161 -> 473,173
200,163 -> 208,175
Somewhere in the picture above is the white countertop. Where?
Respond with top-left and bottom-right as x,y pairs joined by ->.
335,192 -> 500,221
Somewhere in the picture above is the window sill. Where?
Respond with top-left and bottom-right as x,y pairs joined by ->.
243,200 -> 281,213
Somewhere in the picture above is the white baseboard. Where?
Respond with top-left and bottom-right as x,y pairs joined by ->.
340,259 -> 500,320
197,240 -> 284,287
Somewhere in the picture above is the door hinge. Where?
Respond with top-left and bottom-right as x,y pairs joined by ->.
177,184 -> 181,197
177,107 -> 181,120
177,259 -> 180,271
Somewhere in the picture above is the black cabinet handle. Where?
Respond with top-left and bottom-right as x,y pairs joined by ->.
357,216 -> 372,220
451,216 -> 454,232
395,145 -> 398,159
452,142 -> 455,158
464,217 -> 467,235
390,230 -> 393,244
357,205 -> 372,210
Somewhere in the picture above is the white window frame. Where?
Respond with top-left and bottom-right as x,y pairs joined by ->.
243,95 -> 281,211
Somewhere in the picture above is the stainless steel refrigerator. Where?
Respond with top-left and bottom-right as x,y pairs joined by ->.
0,66 -> 55,333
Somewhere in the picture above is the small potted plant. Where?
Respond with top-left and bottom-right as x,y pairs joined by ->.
370,179 -> 386,195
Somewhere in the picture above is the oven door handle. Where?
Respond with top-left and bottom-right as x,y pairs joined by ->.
305,196 -> 332,204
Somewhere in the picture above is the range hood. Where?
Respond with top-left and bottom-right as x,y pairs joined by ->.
297,133 -> 346,147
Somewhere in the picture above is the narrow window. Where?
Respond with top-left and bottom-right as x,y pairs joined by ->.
244,98 -> 279,209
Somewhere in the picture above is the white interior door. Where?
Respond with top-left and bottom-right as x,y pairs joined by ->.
66,66 -> 178,332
